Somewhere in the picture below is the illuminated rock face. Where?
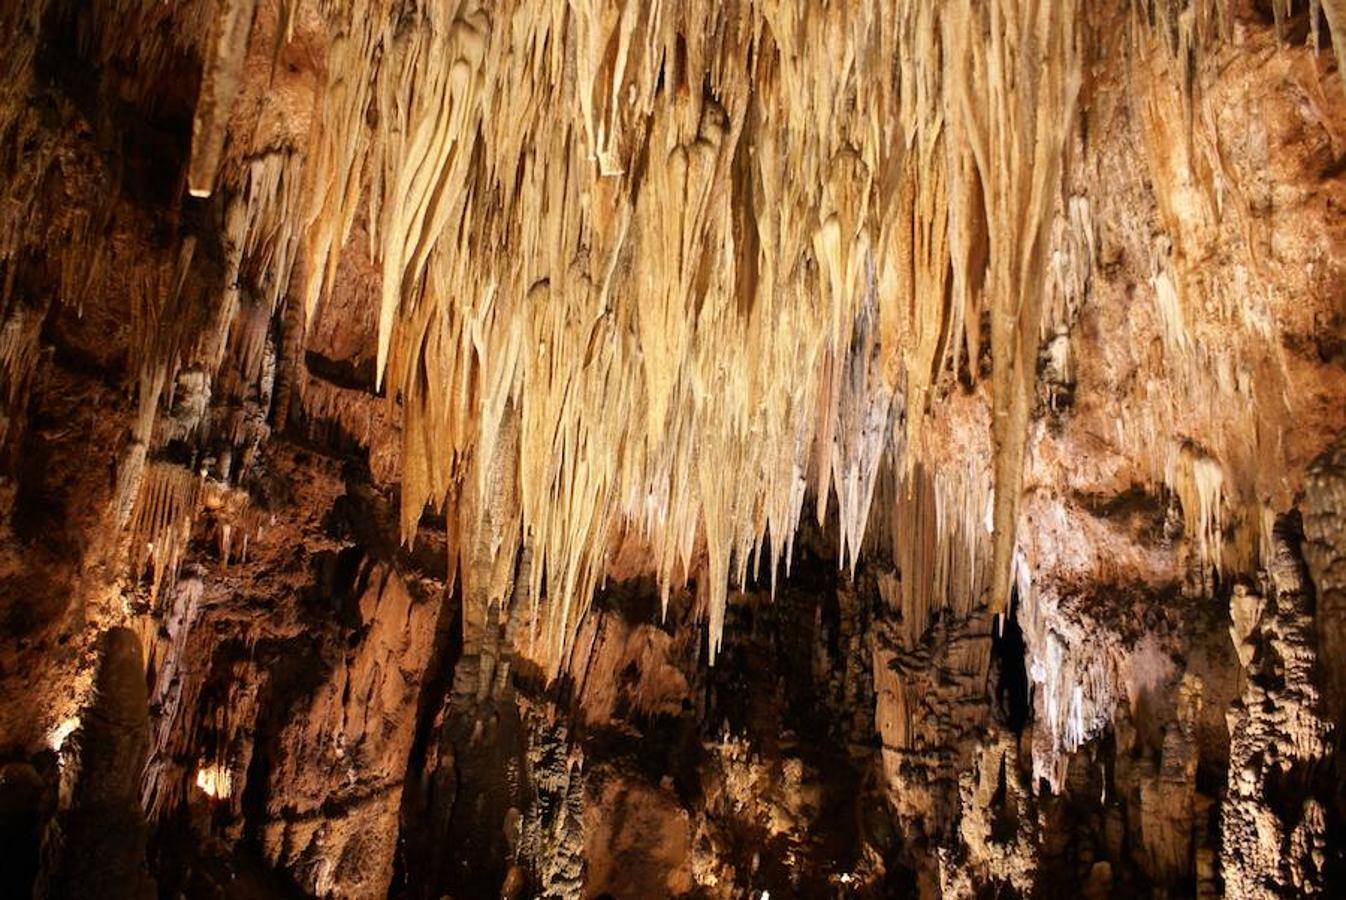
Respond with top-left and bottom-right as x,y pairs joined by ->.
4,0 -> 1346,896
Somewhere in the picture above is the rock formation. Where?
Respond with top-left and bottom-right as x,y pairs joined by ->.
4,0 -> 1346,896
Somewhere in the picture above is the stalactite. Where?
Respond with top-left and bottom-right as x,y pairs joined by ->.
1168,443 -> 1227,576
141,572 -> 208,820
188,0 -> 259,198
7,0 -> 1346,895
1324,2 -> 1346,88
0,303 -> 41,448
121,0 -> 1325,672
8,0 -> 1343,697
947,0 -> 1083,615
126,462 -> 204,606
229,0 -> 1092,665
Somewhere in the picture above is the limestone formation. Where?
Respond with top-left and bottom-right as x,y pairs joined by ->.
4,0 -> 1346,896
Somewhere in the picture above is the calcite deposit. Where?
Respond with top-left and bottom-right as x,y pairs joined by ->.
4,0 -> 1346,897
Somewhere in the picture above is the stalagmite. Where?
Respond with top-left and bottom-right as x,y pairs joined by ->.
43,629 -> 156,900
1222,521 -> 1333,897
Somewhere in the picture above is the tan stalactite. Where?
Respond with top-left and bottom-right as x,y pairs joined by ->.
126,462 -> 204,607
1168,443 -> 1227,576
189,0 -> 260,198
16,0 -> 1323,675
10,2 -> 1346,892
947,0 -> 1083,615
1324,2 -> 1346,89
376,2 -> 491,385
289,0 -> 1078,664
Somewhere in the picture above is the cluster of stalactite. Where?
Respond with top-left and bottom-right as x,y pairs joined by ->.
11,0 -> 1330,679
6,0 -> 1346,896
